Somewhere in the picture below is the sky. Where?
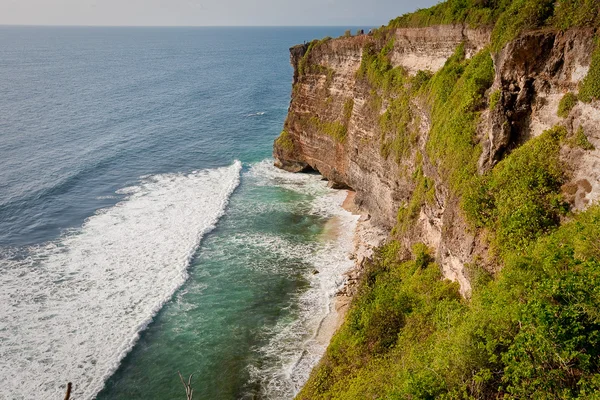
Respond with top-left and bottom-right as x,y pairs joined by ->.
0,0 -> 439,27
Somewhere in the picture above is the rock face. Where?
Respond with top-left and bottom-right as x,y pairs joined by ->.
274,25 -> 600,295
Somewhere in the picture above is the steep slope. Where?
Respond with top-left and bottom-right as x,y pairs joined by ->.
275,24 -> 599,294
274,1 -> 600,398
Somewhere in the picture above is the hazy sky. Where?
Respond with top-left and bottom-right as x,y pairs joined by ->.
0,0 -> 439,26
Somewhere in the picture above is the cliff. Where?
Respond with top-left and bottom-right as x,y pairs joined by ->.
274,2 -> 600,397
275,25 -> 600,295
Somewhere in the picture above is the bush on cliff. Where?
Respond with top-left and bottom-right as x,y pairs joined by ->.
578,37 -> 600,103
389,0 -> 600,50
557,92 -> 578,117
425,44 -> 494,194
464,125 -> 569,256
298,205 -> 600,399
296,36 -> 600,397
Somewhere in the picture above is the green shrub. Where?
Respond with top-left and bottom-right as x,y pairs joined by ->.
464,126 -> 568,255
299,206 -> 600,400
551,0 -> 600,30
557,92 -> 578,117
411,70 -> 433,92
489,89 -> 501,110
274,130 -> 294,152
308,116 -> 347,142
356,39 -> 403,93
569,126 -> 595,150
388,0 -> 501,29
388,0 -> 600,52
491,0 -> 555,50
426,45 -> 494,194
394,160 -> 435,235
579,38 -> 600,103
297,37 -> 332,77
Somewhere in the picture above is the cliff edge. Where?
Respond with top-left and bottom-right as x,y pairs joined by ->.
274,0 -> 600,397
275,24 -> 599,295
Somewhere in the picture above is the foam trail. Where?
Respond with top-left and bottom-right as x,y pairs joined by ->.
0,161 -> 242,400
245,160 -> 359,398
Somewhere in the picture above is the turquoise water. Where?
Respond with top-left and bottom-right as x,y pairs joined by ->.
98,163 -> 357,399
0,27 -> 361,399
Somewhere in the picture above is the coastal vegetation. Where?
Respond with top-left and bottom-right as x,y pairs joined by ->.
569,126 -> 595,151
578,37 -> 600,103
558,92 -> 578,117
299,205 -> 600,399
388,0 -> 600,50
289,0 -> 600,398
275,130 -> 294,152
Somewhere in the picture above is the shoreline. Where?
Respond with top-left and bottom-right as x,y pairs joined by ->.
314,190 -> 387,347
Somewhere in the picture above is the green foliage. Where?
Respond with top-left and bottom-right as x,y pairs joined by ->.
464,262 -> 493,291
579,38 -> 600,103
357,38 -> 426,165
297,37 -> 332,77
299,206 -> 600,400
489,89 -> 501,110
388,0 -> 600,51
308,116 -> 347,143
274,130 -> 294,152
551,0 -> 600,30
490,0 -> 555,50
426,45 -> 494,194
499,208 -> 600,397
394,158 -> 435,235
464,126 -> 568,255
356,39 -> 407,94
388,0 -> 502,29
342,98 -> 354,121
378,89 -> 414,161
411,70 -> 433,92
306,98 -> 354,143
557,92 -> 578,117
569,126 -> 595,150
298,241 -> 464,400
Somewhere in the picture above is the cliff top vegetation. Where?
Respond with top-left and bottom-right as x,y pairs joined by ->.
287,0 -> 600,397
388,0 -> 600,50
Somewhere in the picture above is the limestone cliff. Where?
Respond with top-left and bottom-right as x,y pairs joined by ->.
274,25 -> 600,295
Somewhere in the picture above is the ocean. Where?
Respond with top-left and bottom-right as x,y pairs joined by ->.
0,26 -> 362,399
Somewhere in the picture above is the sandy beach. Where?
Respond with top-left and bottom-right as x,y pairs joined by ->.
314,190 -> 387,347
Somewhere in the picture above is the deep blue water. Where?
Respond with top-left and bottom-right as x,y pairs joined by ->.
0,26 -> 362,399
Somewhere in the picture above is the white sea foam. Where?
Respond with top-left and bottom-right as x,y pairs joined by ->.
0,161 -> 242,400
244,111 -> 266,117
247,159 -> 328,197
245,160 -> 359,399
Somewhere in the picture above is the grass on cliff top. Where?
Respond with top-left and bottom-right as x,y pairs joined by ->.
299,204 -> 600,399
388,0 -> 600,50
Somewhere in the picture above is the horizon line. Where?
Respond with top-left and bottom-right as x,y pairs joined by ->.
0,23 -> 383,28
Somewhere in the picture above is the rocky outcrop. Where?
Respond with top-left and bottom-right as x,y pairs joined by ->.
480,28 -> 597,169
274,25 -> 600,295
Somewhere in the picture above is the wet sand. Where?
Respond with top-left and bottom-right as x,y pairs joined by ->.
314,190 -> 386,347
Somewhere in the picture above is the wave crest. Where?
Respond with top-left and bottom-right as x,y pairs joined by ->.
0,161 -> 242,400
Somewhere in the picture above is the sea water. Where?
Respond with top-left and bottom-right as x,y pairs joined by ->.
0,26 -> 362,399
